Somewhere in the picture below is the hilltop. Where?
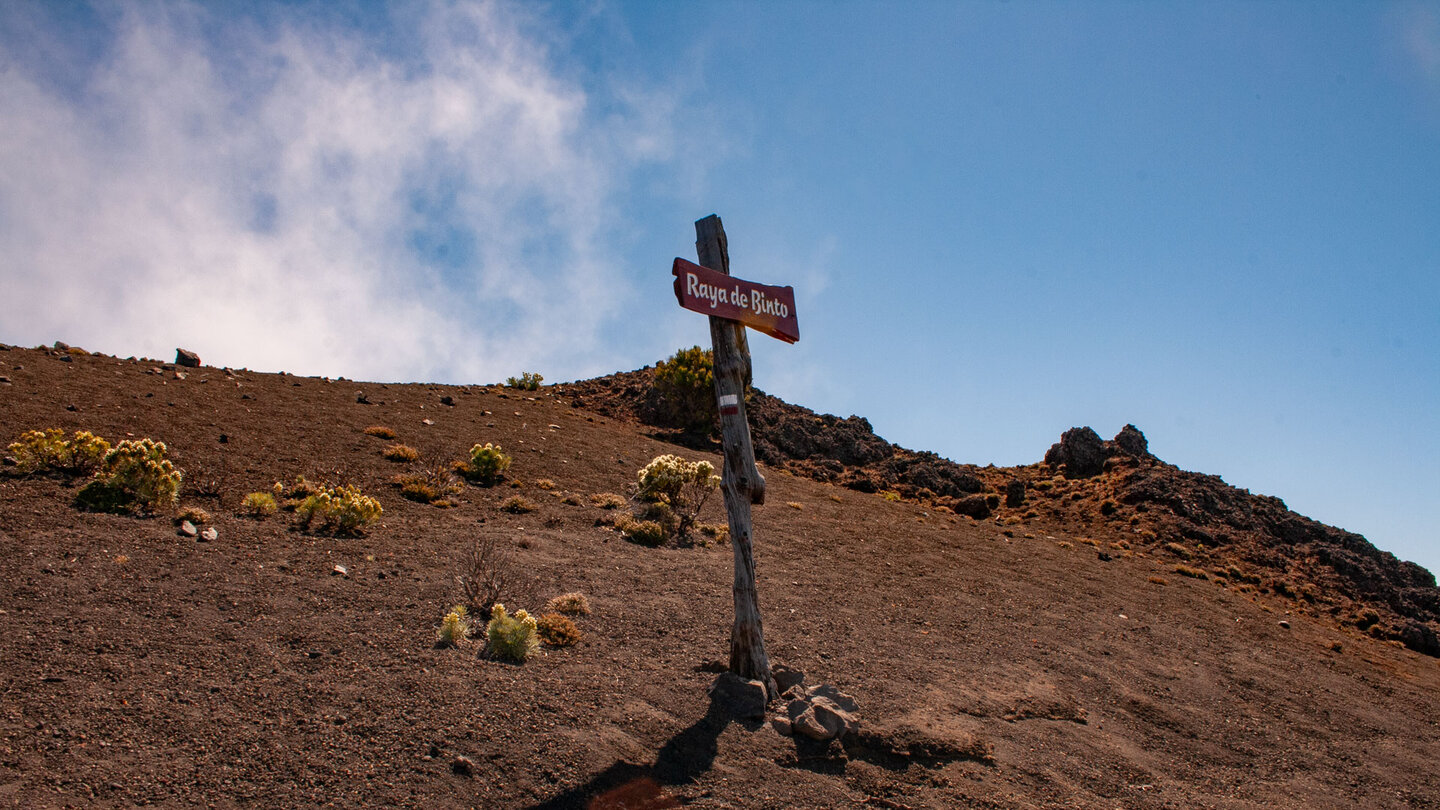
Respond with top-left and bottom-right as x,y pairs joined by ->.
2,342 -> 1439,808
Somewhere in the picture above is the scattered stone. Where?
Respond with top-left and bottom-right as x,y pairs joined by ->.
178,521 -> 198,538
175,348 -> 201,368
356,391 -> 370,404
422,418 -> 434,426
200,527 -> 218,542
1044,427 -> 1107,478
173,371 -> 187,380
1097,551 -> 1113,562
450,755 -> 476,777
57,354 -> 72,363
332,565 -> 349,578
709,672 -> 768,720
772,664 -> 806,694
0,376 -> 10,384
65,404 -> 78,412
218,434 -> 228,444
771,715 -> 793,736
1278,620 -> 1291,629
1400,622 -> 1440,656
53,341 -> 70,351
779,683 -> 860,742
440,396 -> 454,406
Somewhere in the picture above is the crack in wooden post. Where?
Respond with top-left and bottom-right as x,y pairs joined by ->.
695,214 -> 778,698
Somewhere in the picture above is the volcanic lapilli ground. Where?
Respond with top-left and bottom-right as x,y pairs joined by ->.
1,341 -> 1439,809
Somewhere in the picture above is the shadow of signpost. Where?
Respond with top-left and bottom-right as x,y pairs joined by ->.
527,695 -> 747,810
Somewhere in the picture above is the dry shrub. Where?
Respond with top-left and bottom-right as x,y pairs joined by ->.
500,496 -> 536,514
1148,576 -> 1169,586
175,506 -> 212,525
559,493 -> 581,506
545,592 -> 591,616
383,444 -> 420,463
1163,542 -> 1194,560
456,536 -> 538,619
786,501 -> 803,510
1174,565 -> 1208,580
534,479 -> 556,490
395,466 -> 462,505
619,518 -> 667,547
589,492 -> 627,509
364,426 -> 397,439
537,613 -> 581,647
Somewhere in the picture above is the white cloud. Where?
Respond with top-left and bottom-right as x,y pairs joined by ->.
0,0 -> 683,382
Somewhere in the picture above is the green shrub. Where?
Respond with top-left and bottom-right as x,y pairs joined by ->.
537,613 -> 582,647
652,346 -> 715,433
486,603 -> 538,661
436,605 -> 470,647
880,490 -> 902,502
458,443 -> 511,486
545,592 -> 591,616
505,372 -> 543,391
241,491 -> 278,517
74,438 -> 182,514
8,429 -> 111,476
294,483 -> 382,534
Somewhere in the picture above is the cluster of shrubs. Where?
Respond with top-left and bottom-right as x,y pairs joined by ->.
242,476 -> 383,535
436,586 -> 590,662
505,372 -> 543,391
7,429 -> 185,514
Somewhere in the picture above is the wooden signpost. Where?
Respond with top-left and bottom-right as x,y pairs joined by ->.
673,214 -> 796,698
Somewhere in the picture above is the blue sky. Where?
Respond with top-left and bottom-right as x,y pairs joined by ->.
2,1 -> 1437,573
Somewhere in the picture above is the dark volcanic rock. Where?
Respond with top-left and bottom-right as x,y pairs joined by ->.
1005,479 -> 1026,508
175,348 -> 201,368
1113,424 -> 1149,457
1045,427 -> 1107,478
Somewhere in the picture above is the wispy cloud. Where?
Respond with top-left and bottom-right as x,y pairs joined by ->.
0,1 -> 683,382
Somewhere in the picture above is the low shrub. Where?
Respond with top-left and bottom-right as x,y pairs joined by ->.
559,493 -> 581,506
697,522 -> 729,543
1174,565 -> 1208,580
1100,499 -> 1119,516
620,518 -> 667,547
436,605 -> 470,647
500,496 -> 536,514
457,536 -> 516,618
1163,542 -> 1195,560
383,444 -> 420,463
176,506 -> 212,525
295,484 -> 382,535
458,443 -> 511,486
786,501 -> 804,510
534,479 -> 556,490
589,493 -> 627,509
395,466 -> 462,505
241,491 -> 278,517
537,613 -> 581,647
880,490 -> 901,502
75,438 -> 182,514
505,372 -> 543,391
545,592 -> 591,616
364,426 -> 397,439
7,429 -> 111,476
486,604 -> 538,661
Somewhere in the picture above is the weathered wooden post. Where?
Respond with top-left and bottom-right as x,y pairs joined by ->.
671,214 -> 799,698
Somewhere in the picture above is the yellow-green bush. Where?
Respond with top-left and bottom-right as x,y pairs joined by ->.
499,495 -> 536,514
241,491 -> 278,517
486,603 -> 538,661
8,429 -> 111,476
652,346 -> 716,434
458,442 -> 511,486
620,517 -> 667,547
74,438 -> 182,514
436,605 -> 470,647
589,492 -> 627,509
505,372 -> 543,391
294,483 -> 382,535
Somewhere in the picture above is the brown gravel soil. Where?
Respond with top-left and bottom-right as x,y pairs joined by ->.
2,343 -> 1439,809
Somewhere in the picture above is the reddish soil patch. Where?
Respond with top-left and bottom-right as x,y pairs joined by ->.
3,343 -> 1440,808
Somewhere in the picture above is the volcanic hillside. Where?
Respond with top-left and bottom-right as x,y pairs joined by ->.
2,341 -> 1439,809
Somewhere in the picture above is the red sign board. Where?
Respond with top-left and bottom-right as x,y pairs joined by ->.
672,258 -> 799,343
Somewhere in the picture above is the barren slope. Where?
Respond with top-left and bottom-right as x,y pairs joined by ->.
1,343 -> 1438,809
